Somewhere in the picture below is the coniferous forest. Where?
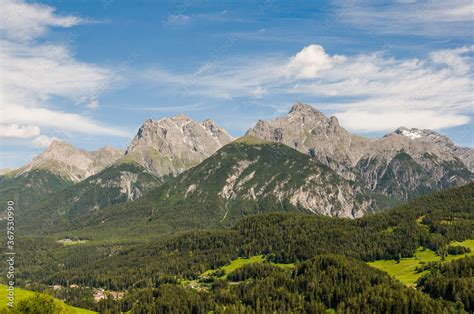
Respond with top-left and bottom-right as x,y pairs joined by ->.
1,183 -> 472,313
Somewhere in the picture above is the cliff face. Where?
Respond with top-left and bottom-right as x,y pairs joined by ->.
159,137 -> 381,220
124,115 -> 234,177
247,103 -> 473,200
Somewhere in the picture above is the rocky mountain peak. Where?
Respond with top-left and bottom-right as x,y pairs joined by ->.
246,103 -> 368,180
393,127 -> 424,140
289,101 -> 312,112
16,141 -> 124,182
36,140 -> 85,161
289,102 -> 325,117
124,115 -> 234,177
386,126 -> 473,172
45,139 -> 74,151
389,127 -> 455,147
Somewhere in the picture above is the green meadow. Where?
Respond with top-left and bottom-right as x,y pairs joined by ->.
202,255 -> 294,279
368,239 -> 474,286
0,284 -> 95,313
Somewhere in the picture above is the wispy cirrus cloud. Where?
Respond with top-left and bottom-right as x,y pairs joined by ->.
0,0 -> 86,41
340,0 -> 473,37
143,43 -> 473,133
0,124 -> 40,139
0,0 -> 128,147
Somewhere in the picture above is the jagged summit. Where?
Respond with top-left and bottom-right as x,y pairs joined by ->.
387,127 -> 443,140
392,127 -> 424,140
290,101 -> 316,113
15,140 -> 124,182
247,102 -> 368,180
247,102 -> 473,199
289,101 -> 327,118
124,114 -> 234,177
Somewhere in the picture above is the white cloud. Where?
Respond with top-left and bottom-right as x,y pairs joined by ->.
430,46 -> 473,75
342,0 -> 473,37
1,104 -> 129,137
143,44 -> 473,132
284,44 -> 346,79
0,0 -> 126,143
421,1 -> 473,22
0,39 -> 113,106
0,124 -> 40,138
0,0 -> 84,41
335,109 -> 470,132
32,135 -> 59,148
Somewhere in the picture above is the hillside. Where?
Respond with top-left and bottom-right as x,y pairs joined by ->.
16,162 -> 162,233
0,141 -> 124,219
35,136 -> 396,239
0,284 -> 94,313
0,169 -> 73,217
5,183 -> 472,312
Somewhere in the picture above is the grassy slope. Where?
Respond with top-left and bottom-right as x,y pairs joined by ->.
201,254 -> 295,279
368,239 -> 474,286
0,284 -> 95,313
181,255 -> 295,290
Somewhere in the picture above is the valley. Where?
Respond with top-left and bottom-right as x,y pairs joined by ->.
2,0 -> 473,312
0,104 -> 473,313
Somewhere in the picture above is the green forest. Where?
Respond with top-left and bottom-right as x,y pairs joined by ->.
1,183 -> 472,313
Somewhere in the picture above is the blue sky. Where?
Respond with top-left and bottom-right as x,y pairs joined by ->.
0,0 -> 473,168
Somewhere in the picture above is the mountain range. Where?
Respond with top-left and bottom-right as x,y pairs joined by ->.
1,102 -> 473,313
1,102 -> 472,225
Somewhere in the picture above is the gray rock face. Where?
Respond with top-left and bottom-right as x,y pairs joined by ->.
247,102 -> 474,200
16,141 -> 124,182
247,102 -> 371,180
391,127 -> 474,172
125,115 -> 234,177
163,138 -> 380,220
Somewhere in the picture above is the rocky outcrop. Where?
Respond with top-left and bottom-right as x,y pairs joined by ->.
247,102 -> 371,180
164,137 -> 381,220
124,115 -> 234,177
15,141 -> 124,182
391,127 -> 474,172
247,103 -> 474,200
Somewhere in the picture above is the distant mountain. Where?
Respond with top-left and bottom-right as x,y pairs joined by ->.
18,162 -> 161,232
247,102 -> 473,200
391,127 -> 474,172
247,102 -> 370,180
56,136 -> 394,238
0,169 -> 73,215
156,136 -> 389,221
0,141 -> 124,214
14,140 -> 124,182
124,115 -> 234,177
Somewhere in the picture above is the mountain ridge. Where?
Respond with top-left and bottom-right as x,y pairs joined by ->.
247,102 -> 473,200
13,140 -> 124,182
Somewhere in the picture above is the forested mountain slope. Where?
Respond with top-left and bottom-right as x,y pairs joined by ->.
5,183 -> 472,312
30,136 -> 395,238
16,162 -> 162,233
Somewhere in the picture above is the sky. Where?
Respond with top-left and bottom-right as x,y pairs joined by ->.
0,0 -> 473,169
